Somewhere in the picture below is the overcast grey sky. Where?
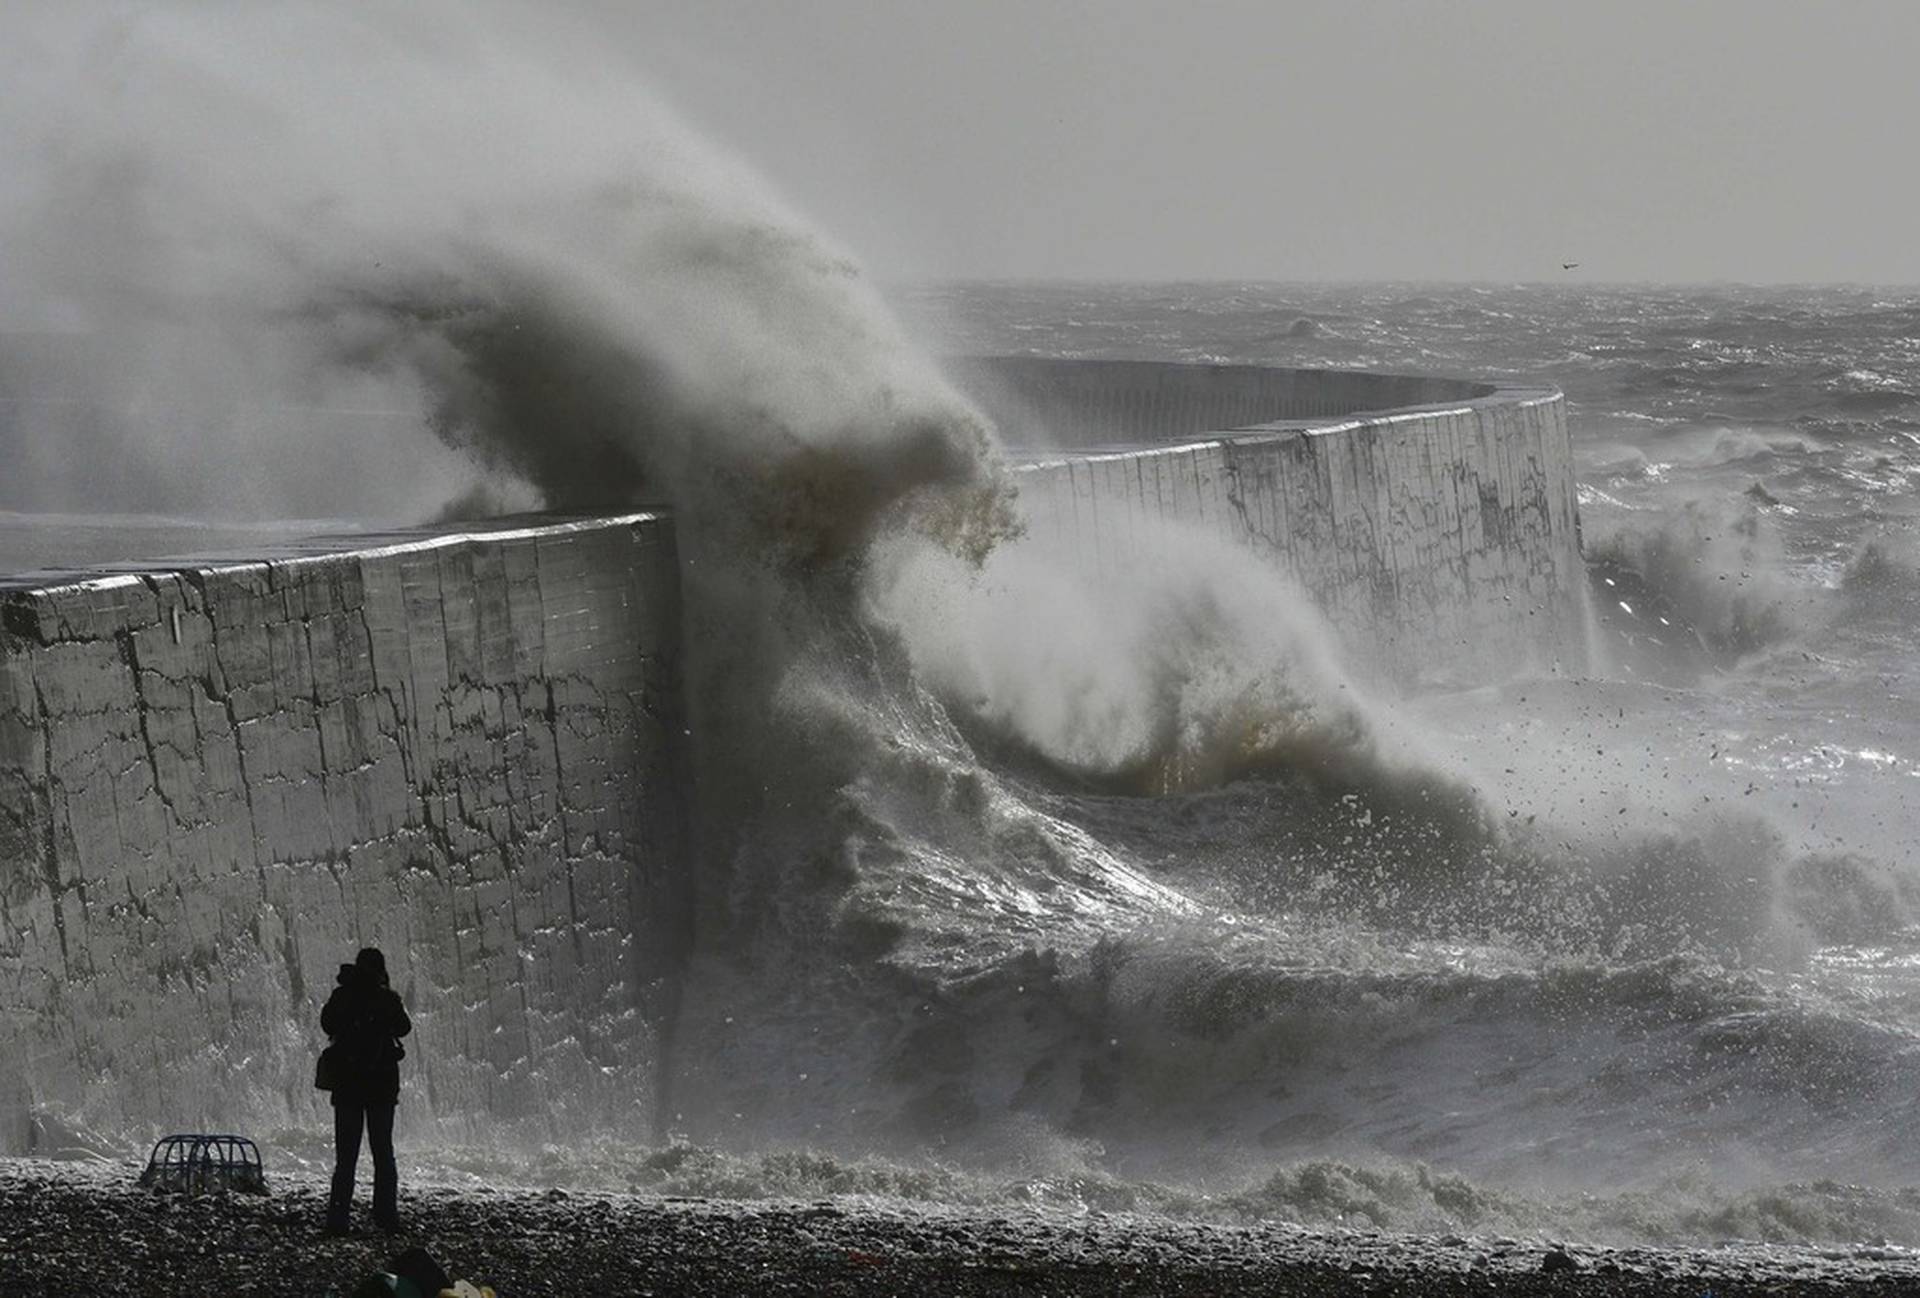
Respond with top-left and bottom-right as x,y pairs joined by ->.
619,1 -> 1920,284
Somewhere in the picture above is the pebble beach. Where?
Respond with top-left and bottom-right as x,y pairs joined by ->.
7,1159 -> 1920,1296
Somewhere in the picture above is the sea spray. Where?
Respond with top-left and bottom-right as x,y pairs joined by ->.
0,2 -> 1013,539
884,280 -> 1920,1218
11,6 -> 1920,1246
0,4 -> 1548,1175
0,0 -> 1019,903
864,515 -> 1398,794
0,0 -> 1029,1153
1585,494 -> 1803,676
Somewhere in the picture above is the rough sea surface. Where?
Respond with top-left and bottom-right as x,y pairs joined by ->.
12,283 -> 1920,1272
787,280 -> 1920,1246
12,11 -> 1920,1290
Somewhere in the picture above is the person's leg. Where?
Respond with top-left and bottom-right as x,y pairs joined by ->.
367,1103 -> 398,1228
327,1101 -> 365,1230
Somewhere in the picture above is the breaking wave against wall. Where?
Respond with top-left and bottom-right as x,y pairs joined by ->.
7,2 -> 1920,1255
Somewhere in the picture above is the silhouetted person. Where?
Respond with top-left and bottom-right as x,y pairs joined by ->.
321,946 -> 411,1234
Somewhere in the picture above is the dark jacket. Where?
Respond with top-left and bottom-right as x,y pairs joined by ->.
321,966 -> 412,1107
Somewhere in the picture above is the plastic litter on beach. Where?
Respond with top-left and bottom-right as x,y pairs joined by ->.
390,1246 -> 451,1297
346,1275 -> 409,1298
337,1246 -> 493,1298
346,1282 -> 493,1298
340,1272 -> 495,1298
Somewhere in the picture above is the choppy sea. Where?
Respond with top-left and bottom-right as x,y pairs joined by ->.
775,280 -> 1920,1245
15,281 -> 1920,1250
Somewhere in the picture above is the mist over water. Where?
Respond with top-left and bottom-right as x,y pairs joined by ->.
8,6 -> 1920,1253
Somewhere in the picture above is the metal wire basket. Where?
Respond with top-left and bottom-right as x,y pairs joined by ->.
138,1133 -> 268,1194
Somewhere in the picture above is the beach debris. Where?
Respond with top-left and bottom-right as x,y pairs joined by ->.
338,1246 -> 463,1298
341,1274 -> 495,1298
137,1134 -> 267,1195
392,1246 -> 453,1297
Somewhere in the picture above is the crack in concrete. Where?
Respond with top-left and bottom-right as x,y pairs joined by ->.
5,516 -> 689,1145
115,627 -> 184,829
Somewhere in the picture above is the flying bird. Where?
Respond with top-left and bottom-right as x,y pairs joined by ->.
1562,261 -> 1581,270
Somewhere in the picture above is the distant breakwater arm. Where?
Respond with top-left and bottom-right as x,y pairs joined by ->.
954,357 -> 1590,687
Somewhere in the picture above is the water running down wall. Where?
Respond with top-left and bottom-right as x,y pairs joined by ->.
0,360 -> 1584,1150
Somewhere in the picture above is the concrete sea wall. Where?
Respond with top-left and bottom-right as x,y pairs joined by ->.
958,358 -> 1589,687
0,358 -> 1587,1152
0,515 -> 689,1152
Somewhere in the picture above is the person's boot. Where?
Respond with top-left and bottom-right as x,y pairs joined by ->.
323,1186 -> 352,1238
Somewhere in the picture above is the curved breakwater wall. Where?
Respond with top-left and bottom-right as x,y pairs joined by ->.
964,357 -> 1590,687
0,360 -> 1585,1151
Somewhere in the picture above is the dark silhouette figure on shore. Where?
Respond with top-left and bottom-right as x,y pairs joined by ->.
321,946 -> 412,1234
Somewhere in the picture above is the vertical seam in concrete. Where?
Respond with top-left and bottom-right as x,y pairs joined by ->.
31,677 -> 69,975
